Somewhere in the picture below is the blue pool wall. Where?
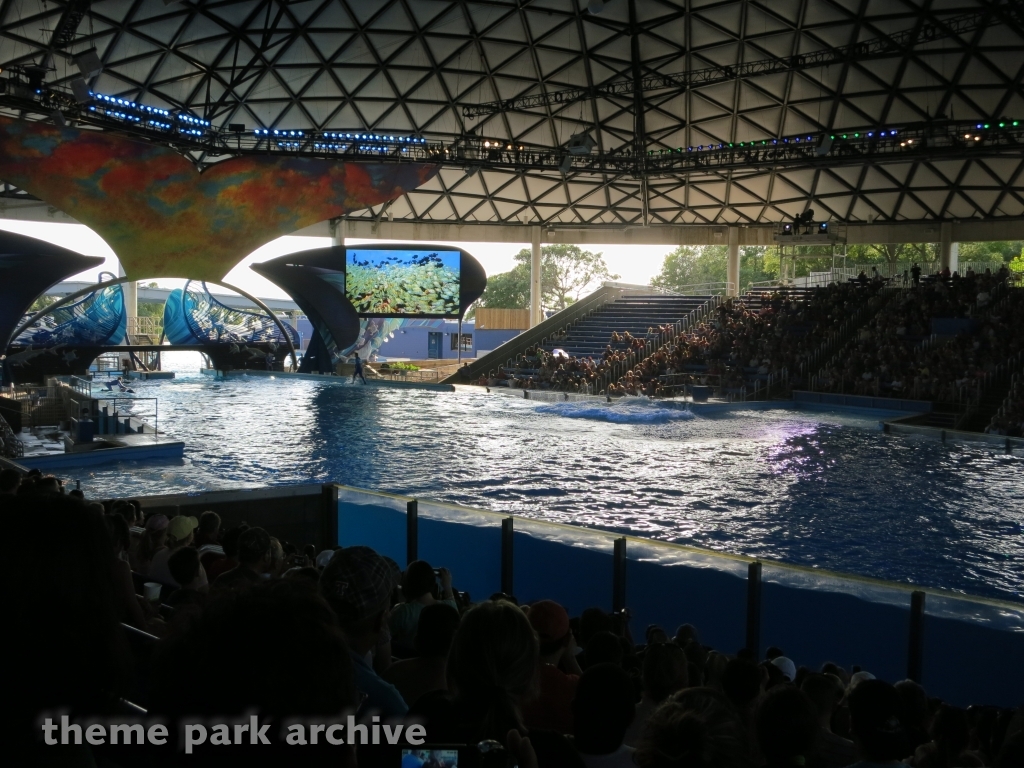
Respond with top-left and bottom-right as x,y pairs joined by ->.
336,487 -> 1024,707
793,390 -> 933,412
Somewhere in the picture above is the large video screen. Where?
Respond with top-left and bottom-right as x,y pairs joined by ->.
346,248 -> 461,316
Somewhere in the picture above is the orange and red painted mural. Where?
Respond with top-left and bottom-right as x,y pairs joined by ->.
0,117 -> 438,281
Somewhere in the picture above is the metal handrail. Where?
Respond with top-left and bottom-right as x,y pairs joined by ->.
602,280 -> 682,295
810,286 -> 907,390
594,294 -> 721,394
452,284 -> 626,383
657,281 -> 735,296
126,316 -> 163,339
102,396 -> 160,440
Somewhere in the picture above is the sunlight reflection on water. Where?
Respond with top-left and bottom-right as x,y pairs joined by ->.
75,359 -> 1024,601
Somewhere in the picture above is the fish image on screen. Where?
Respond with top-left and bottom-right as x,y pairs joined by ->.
346,248 -> 461,316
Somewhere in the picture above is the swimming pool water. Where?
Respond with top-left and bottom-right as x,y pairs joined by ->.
74,363 -> 1023,602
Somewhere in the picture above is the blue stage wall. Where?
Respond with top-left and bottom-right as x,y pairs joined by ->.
336,486 -> 1023,706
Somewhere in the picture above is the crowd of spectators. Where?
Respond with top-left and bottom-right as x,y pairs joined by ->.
476,285 -> 883,399
475,266 -> 1021,406
607,282 -> 883,398
6,483 -> 1022,768
477,345 -> 612,393
814,268 -> 1022,401
984,373 -> 1024,437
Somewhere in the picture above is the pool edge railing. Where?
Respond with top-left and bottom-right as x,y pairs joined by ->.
122,480 -> 1022,704
331,483 -> 1023,616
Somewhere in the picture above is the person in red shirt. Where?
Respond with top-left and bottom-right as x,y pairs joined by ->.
522,600 -> 584,734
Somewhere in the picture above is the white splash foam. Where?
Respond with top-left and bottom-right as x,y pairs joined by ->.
534,400 -> 696,424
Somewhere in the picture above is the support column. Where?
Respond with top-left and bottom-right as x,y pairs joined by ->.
727,227 -> 740,297
530,225 -> 542,327
331,217 -> 345,248
939,222 -> 958,274
124,280 -> 138,330
118,263 -> 138,331
118,261 -> 138,365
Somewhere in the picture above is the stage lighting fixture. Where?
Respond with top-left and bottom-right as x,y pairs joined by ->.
819,222 -> 829,234
782,223 -> 793,235
72,49 -> 103,78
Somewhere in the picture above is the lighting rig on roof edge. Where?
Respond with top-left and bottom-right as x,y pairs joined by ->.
1,73 -> 1022,172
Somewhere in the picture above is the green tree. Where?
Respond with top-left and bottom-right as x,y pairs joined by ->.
651,246 -> 727,288
1009,250 -> 1024,275
138,300 -> 164,319
528,244 -> 619,310
650,245 -> 776,292
482,245 -> 618,311
477,263 -> 531,309
846,243 -> 935,265
957,241 -> 1023,263
28,294 -> 61,312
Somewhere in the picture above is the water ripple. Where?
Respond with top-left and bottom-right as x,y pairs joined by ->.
72,361 -> 1024,602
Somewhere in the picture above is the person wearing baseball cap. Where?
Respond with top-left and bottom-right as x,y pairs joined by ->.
521,599 -> 583,734
148,515 -> 207,589
319,546 -> 407,718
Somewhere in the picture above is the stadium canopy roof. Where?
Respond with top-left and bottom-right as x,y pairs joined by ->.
2,0 -> 1024,237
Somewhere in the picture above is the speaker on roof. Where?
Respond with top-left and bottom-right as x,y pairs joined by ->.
559,154 -> 573,173
566,133 -> 597,156
72,49 -> 102,79
816,134 -> 833,157
70,78 -> 92,104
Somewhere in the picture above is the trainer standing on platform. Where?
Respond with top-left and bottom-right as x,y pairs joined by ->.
352,352 -> 367,385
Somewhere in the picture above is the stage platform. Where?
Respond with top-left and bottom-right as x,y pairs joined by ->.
17,431 -> 184,470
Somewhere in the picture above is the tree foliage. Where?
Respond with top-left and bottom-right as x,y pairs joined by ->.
650,245 -> 777,292
846,243 -> 936,263
28,294 -> 61,313
476,263 -> 531,309
478,245 -> 618,311
956,241 -> 1023,263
